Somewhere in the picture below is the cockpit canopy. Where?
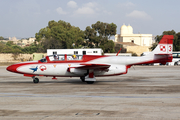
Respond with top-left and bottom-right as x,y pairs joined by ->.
39,54 -> 83,63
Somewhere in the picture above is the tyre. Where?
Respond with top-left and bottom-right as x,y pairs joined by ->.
33,78 -> 39,83
86,81 -> 94,84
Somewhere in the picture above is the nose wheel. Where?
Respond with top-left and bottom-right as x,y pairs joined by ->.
33,77 -> 39,83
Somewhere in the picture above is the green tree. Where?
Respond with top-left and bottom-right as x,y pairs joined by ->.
0,41 -> 23,54
21,44 -> 38,54
84,21 -> 117,53
0,38 -> 39,54
0,36 -> 4,40
175,32 -> 180,50
149,42 -> 158,51
6,41 -> 14,46
100,40 -> 115,53
37,38 -> 62,53
150,30 -> 180,51
35,20 -> 84,52
0,42 -> 5,52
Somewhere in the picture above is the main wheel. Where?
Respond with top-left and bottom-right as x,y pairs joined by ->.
174,62 -> 178,66
33,77 -> 39,83
80,76 -> 85,82
86,81 -> 94,84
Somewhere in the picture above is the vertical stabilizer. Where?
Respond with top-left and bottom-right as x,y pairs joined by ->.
152,35 -> 174,54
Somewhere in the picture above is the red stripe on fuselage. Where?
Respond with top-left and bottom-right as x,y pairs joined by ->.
6,62 -> 39,74
6,55 -> 108,75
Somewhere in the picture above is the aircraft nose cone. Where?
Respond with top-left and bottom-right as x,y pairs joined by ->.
6,65 -> 17,72
6,65 -> 12,71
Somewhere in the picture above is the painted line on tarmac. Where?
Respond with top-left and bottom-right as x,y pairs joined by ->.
0,93 -> 180,98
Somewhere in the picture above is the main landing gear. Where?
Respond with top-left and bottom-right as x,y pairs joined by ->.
86,81 -> 94,84
80,76 -> 94,84
80,76 -> 85,82
80,76 -> 95,84
80,70 -> 96,84
32,77 -> 39,83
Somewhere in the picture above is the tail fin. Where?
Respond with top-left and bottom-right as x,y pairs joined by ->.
146,35 -> 174,65
152,35 -> 174,54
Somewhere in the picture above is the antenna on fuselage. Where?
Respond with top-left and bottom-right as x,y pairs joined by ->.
116,48 -> 122,56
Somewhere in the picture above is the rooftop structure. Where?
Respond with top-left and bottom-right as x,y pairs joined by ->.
115,24 -> 153,47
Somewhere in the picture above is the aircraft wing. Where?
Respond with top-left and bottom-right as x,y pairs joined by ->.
76,63 -> 110,70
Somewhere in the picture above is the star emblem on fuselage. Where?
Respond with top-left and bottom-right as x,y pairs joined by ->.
29,66 -> 38,73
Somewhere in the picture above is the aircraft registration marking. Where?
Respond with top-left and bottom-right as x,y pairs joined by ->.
169,45 -> 172,52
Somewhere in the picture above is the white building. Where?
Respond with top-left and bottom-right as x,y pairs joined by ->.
47,48 -> 103,56
115,25 -> 153,47
29,38 -> 36,43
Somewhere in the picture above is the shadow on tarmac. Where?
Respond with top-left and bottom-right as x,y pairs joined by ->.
0,78 -> 122,84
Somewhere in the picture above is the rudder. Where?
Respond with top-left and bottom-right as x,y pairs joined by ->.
152,35 -> 174,54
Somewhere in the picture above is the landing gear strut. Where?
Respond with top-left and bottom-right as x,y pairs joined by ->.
33,77 -> 39,83
82,70 -> 96,84
80,76 -> 85,82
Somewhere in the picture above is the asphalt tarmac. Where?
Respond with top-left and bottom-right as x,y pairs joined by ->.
0,66 -> 180,120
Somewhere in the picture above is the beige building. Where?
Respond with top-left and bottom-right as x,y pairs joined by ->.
9,37 -> 18,41
115,25 -> 153,47
115,25 -> 153,56
18,38 -> 36,47
29,38 -> 36,43
0,37 -> 36,47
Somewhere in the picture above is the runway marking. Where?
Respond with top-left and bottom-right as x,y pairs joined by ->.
0,93 -> 180,98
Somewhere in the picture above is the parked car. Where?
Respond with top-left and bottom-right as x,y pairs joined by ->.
174,60 -> 180,66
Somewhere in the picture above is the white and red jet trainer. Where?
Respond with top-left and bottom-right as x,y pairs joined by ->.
7,35 -> 174,84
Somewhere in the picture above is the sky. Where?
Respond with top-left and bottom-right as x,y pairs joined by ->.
0,0 -> 180,39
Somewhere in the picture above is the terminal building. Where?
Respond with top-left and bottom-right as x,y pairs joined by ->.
115,24 -> 153,56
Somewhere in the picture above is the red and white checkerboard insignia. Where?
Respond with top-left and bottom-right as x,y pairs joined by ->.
160,45 -> 166,52
168,45 -> 172,52
40,65 -> 47,71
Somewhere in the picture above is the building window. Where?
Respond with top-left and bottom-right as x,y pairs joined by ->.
131,40 -> 134,43
53,51 -> 57,55
74,51 -> 78,54
82,51 -> 86,55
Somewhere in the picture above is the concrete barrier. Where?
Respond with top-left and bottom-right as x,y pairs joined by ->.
0,53 -> 47,62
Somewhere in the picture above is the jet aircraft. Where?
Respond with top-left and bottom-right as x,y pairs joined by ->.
7,35 -> 174,84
